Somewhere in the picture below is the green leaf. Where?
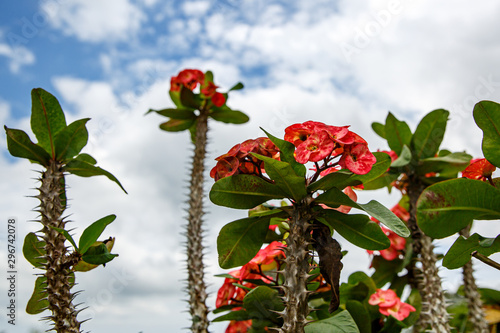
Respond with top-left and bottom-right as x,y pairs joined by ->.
391,145 -> 412,168
50,226 -> 78,250
417,178 -> 500,238
411,109 -> 449,160
82,243 -> 118,265
346,300 -> 371,333
261,128 -> 306,177
74,237 -> 115,272
371,122 -> 386,139
23,232 -> 46,268
319,210 -> 390,250
79,214 -> 116,254
4,126 -> 50,165
73,153 -> 97,164
416,152 -> 471,175
370,256 -> 404,288
217,214 -> 276,268
159,118 -> 196,132
180,86 -> 201,109
473,100 -> 500,168
443,233 -> 500,269
361,172 -> 399,191
64,158 -> 127,194
310,153 -> 391,192
479,288 -> 500,305
308,170 -> 353,192
210,108 -> 249,124
26,276 -> 49,314
229,82 -> 244,91
305,310 -> 360,333
251,153 -> 307,201
30,88 -> 67,157
169,90 -> 182,108
210,174 -> 287,209
385,112 -> 412,156
243,286 -> 284,321
54,118 -> 90,161
147,108 -> 196,120
316,187 -> 410,237
335,153 -> 392,190
212,309 -> 249,322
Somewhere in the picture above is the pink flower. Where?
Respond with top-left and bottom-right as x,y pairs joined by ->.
294,131 -> 335,164
339,142 -> 376,175
379,299 -> 416,321
369,289 -> 415,321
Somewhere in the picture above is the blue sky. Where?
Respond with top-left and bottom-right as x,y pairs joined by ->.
1,0 -> 500,332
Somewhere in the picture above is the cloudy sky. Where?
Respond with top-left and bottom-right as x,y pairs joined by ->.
1,0 -> 500,332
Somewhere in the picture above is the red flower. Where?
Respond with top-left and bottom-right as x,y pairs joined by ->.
339,142 -> 376,175
379,299 -> 416,321
295,131 -> 335,164
462,158 -> 496,182
211,92 -> 226,107
210,138 -> 279,181
391,203 -> 409,223
175,69 -> 204,90
249,241 -> 284,271
201,81 -> 218,97
369,288 -> 416,321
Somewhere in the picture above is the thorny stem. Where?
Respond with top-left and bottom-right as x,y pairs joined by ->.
460,226 -> 489,332
39,160 -> 81,333
279,200 -> 313,333
186,105 -> 210,332
407,174 -> 451,333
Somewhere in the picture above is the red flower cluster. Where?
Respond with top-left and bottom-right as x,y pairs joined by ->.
369,289 -> 416,321
170,69 -> 204,92
284,121 -> 376,174
367,204 -> 408,261
216,242 -> 285,333
462,158 -> 496,182
210,137 -> 279,181
170,69 -> 226,107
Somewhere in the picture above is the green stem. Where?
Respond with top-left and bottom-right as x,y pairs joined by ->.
472,251 -> 500,271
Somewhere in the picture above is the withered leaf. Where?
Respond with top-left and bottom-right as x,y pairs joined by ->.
312,222 -> 343,313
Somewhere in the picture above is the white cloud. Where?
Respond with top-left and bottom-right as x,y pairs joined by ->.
182,0 -> 210,17
0,43 -> 35,73
41,0 -> 146,43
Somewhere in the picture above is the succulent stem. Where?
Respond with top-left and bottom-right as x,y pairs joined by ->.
186,110 -> 210,332
407,175 -> 451,333
279,200 -> 313,333
39,159 -> 81,333
460,226 -> 489,332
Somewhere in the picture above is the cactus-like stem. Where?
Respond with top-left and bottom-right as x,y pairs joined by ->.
38,160 -> 81,333
407,176 -> 451,333
279,200 -> 313,333
460,226 -> 489,333
186,110 -> 210,332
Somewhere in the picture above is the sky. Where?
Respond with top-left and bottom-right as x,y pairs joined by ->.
1,0 -> 500,332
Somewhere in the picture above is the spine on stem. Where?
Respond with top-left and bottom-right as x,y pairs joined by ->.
186,111 -> 210,333
407,176 -> 450,333
38,160 -> 81,333
279,201 -> 312,333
